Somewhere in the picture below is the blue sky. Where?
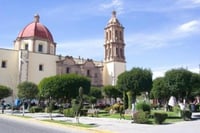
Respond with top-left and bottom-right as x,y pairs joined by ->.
0,0 -> 200,79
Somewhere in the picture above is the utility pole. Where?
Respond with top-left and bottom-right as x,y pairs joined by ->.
199,64 -> 200,74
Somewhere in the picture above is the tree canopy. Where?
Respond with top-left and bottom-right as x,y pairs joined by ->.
89,87 -> 102,99
165,68 -> 200,100
117,67 -> 152,109
165,68 -> 194,99
0,85 -> 12,100
38,74 -> 91,100
190,73 -> 200,96
150,77 -> 170,100
17,81 -> 39,100
103,85 -> 121,99
117,67 -> 152,95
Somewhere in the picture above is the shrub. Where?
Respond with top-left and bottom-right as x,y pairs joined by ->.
63,108 -> 74,117
44,107 -> 49,113
173,105 -> 181,113
29,106 -> 43,113
136,102 -> 151,114
80,109 -> 88,116
154,112 -> 168,124
181,110 -> 192,121
52,109 -> 62,114
112,103 -> 124,113
45,101 -> 55,113
112,103 -> 120,112
104,106 -> 112,112
133,111 -> 149,124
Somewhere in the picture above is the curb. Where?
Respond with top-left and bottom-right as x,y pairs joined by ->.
0,114 -> 114,133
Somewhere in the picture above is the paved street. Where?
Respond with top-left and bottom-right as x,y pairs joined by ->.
1,111 -> 200,133
0,115 -> 90,133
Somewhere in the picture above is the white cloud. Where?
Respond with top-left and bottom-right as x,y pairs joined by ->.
124,0 -> 200,13
152,65 -> 180,79
56,38 -> 104,60
152,64 -> 200,79
126,20 -> 200,54
126,33 -> 170,50
99,0 -> 124,14
176,20 -> 200,33
190,67 -> 200,74
125,31 -> 183,54
152,70 -> 165,79
176,0 -> 200,8
0,44 -> 12,49
192,0 -> 200,4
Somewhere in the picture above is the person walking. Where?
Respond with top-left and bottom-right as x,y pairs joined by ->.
1,100 -> 5,114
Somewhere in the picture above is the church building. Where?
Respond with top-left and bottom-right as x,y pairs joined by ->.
0,11 -> 126,98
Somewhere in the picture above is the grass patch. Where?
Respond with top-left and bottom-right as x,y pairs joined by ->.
93,109 -> 183,124
151,110 -> 183,124
11,115 -> 32,119
43,119 -> 95,128
98,112 -> 133,120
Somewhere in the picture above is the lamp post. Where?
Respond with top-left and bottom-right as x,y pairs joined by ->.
22,99 -> 25,116
11,89 -> 14,115
49,96 -> 53,120
199,64 -> 200,74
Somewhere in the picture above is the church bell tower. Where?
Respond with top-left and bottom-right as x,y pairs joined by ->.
103,11 -> 126,86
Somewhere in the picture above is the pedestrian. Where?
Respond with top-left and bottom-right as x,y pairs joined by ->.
1,100 -> 5,114
168,96 -> 176,111
178,100 -> 185,117
131,99 -> 137,123
118,101 -> 125,120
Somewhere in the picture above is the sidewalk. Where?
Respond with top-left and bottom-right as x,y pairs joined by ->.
2,110 -> 200,133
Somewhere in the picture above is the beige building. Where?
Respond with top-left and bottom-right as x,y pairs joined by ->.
0,11 -> 126,99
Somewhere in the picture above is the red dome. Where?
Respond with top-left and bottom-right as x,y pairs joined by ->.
18,14 -> 54,42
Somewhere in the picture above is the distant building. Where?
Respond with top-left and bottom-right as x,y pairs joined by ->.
0,11 -> 126,99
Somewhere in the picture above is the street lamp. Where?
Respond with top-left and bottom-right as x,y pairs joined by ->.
199,64 -> 200,74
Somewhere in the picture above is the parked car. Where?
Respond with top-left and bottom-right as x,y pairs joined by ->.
0,103 -> 11,110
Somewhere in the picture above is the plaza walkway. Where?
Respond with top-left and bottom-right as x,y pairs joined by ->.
1,110 -> 200,133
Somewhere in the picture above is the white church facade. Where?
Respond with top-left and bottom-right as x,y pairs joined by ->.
0,11 -> 126,98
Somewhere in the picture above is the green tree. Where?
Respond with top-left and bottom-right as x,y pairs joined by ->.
38,74 -> 91,101
38,76 -> 56,99
103,85 -> 121,104
165,68 -> 193,99
88,87 -> 102,104
61,74 -> 90,99
150,77 -> 170,106
73,86 -> 84,123
17,81 -> 38,100
0,85 -> 12,100
151,77 -> 170,99
89,87 -> 102,99
190,73 -> 200,96
117,71 -> 129,109
17,81 -> 38,116
117,67 -> 152,109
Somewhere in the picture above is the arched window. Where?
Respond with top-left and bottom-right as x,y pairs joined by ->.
38,44 -> 43,52
120,31 -> 122,40
106,32 -> 108,40
25,44 -> 28,50
87,70 -> 90,77
116,48 -> 119,57
109,48 -> 111,58
1,60 -> 7,68
109,30 -> 111,40
94,73 -> 98,78
115,30 -> 118,40
120,48 -> 124,58
39,64 -> 44,71
66,67 -> 70,73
